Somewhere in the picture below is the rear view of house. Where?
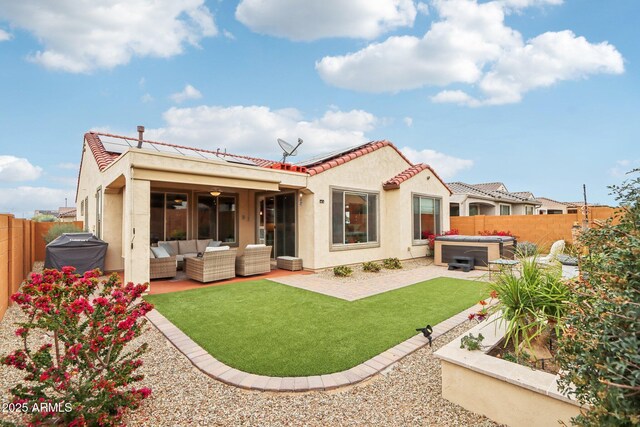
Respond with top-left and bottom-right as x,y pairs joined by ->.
76,129 -> 451,284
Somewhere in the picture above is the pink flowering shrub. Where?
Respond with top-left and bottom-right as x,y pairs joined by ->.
423,229 -> 460,249
1,267 -> 154,426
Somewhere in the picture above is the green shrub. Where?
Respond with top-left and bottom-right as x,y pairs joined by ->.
362,261 -> 381,272
460,333 -> 484,351
44,223 -> 83,244
32,214 -> 57,222
515,241 -> 538,258
333,265 -> 353,277
488,257 -> 570,351
382,257 -> 402,269
556,171 -> 640,426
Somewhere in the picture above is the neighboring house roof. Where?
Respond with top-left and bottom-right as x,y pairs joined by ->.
473,182 -> 507,192
58,208 -> 77,218
448,182 -> 540,204
537,197 -> 569,209
81,132 -> 452,194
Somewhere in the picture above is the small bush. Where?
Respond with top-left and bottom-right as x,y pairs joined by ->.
460,333 -> 485,351
382,257 -> 402,269
362,261 -> 381,272
32,214 -> 57,222
516,241 -> 538,257
479,229 -> 517,238
1,267 -> 154,426
333,265 -> 353,277
44,223 -> 83,244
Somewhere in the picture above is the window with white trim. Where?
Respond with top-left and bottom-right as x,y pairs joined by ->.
332,189 -> 378,245
500,204 -> 511,216
413,195 -> 442,241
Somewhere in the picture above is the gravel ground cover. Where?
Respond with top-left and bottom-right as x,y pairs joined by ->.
316,256 -> 435,283
1,302 -> 498,426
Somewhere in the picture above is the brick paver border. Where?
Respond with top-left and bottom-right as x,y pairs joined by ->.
145,299 -> 492,392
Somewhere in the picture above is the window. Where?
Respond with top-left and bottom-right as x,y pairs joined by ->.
95,187 -> 102,239
84,197 -> 89,231
469,204 -> 479,216
331,189 -> 378,245
500,204 -> 511,216
197,194 -> 237,244
413,195 -> 442,241
525,205 -> 534,215
450,203 -> 460,217
149,192 -> 188,243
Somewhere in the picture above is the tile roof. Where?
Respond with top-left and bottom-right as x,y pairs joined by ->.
472,182 -> 506,192
304,140 -> 411,176
449,182 -> 539,204
85,131 -> 277,171
383,164 -> 431,189
81,132 -> 451,193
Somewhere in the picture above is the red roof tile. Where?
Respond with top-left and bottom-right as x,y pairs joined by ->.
305,140 -> 413,176
382,164 -> 451,194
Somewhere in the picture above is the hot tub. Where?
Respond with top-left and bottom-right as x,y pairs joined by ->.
434,235 -> 516,270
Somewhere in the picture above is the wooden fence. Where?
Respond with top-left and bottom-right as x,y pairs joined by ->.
0,215 -> 83,320
450,206 -> 618,250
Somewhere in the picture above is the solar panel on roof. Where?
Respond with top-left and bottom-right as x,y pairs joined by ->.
216,154 -> 257,166
295,143 -> 366,167
101,140 -> 130,154
145,143 -> 183,155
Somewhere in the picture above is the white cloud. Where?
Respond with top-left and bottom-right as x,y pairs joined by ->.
170,84 -> 203,103
0,186 -> 75,217
316,0 -> 623,105
416,2 -> 429,15
403,117 -> 413,127
0,0 -> 217,73
222,29 -> 236,40
0,156 -> 43,182
236,0 -> 416,41
141,93 -> 154,103
609,159 -> 640,178
0,28 -> 11,41
401,147 -> 473,179
145,105 -> 378,160
56,162 -> 79,170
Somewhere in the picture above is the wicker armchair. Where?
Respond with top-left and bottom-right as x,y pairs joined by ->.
150,255 -> 177,280
185,249 -> 237,283
235,245 -> 272,276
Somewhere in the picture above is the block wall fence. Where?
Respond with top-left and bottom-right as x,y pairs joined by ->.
450,206 -> 618,250
0,215 -> 83,320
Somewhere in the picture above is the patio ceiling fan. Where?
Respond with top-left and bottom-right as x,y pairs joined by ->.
277,138 -> 303,164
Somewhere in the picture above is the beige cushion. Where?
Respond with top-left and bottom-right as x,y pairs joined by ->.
178,239 -> 197,254
196,239 -> 212,253
159,241 -> 179,256
205,245 -> 230,252
245,244 -> 266,249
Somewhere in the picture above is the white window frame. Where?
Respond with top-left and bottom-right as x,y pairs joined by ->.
330,187 -> 379,250
412,193 -> 443,245
499,204 -> 511,216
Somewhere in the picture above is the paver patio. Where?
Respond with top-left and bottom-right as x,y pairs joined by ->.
269,264 -> 487,301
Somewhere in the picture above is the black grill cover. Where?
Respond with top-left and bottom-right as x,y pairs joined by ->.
44,233 -> 108,274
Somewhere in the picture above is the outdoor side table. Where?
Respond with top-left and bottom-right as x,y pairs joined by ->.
488,259 -> 520,279
277,256 -> 303,271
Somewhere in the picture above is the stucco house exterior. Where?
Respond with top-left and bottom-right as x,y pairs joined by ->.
76,129 -> 451,284
447,182 -> 540,217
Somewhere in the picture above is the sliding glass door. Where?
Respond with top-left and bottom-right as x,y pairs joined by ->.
258,193 -> 296,258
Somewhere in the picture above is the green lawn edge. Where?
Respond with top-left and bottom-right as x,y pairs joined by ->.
145,277 -> 487,377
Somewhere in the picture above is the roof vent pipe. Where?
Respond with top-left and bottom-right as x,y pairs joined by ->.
136,125 -> 145,148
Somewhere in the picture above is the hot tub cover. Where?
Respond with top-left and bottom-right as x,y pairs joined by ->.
44,233 -> 108,274
434,235 -> 515,243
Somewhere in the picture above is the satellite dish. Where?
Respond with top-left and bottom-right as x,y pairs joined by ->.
277,138 -> 303,163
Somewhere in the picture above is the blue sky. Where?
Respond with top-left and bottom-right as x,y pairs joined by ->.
0,0 -> 638,217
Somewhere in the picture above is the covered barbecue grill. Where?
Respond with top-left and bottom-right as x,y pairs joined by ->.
44,233 -> 108,274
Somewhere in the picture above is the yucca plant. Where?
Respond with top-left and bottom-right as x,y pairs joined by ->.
488,256 -> 570,352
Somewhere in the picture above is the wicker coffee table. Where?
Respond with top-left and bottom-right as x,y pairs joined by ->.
276,256 -> 303,271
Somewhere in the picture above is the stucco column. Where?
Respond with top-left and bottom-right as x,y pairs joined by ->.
102,190 -> 124,272
123,178 -> 150,286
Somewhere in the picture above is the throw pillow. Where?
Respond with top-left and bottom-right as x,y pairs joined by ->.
151,246 -> 171,258
196,239 -> 213,253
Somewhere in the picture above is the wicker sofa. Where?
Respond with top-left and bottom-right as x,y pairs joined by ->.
149,255 -> 177,280
185,248 -> 237,283
235,245 -> 273,276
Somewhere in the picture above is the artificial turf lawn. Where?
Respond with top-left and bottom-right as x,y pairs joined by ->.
145,277 -> 487,376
